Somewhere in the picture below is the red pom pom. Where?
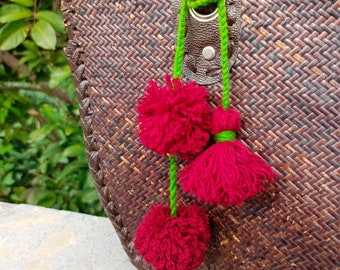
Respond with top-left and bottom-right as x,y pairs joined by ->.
134,205 -> 210,270
179,108 -> 278,206
211,106 -> 241,134
137,76 -> 211,159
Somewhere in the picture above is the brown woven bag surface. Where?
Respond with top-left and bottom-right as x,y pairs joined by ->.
61,0 -> 339,269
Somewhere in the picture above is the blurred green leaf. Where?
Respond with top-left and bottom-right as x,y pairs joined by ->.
62,144 -> 84,158
0,142 -> 13,155
0,20 -> 29,50
57,156 -> 69,164
56,163 -> 77,182
65,126 -> 77,136
10,0 -> 34,7
41,142 -> 60,160
22,40 -> 39,53
2,172 -> 15,185
18,40 -> 40,65
19,50 -> 37,65
49,65 -> 72,88
29,124 -> 55,141
81,189 -> 99,204
0,108 -> 9,124
39,104 -> 60,124
9,186 -> 27,203
0,4 -> 32,23
36,190 -> 57,207
35,11 -> 65,33
31,20 -> 56,50
27,58 -> 42,70
39,160 -> 48,174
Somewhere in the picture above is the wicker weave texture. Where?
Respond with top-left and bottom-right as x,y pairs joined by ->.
62,0 -> 339,269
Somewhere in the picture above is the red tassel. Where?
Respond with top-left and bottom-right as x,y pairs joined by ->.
179,106 -> 278,206
134,205 -> 210,270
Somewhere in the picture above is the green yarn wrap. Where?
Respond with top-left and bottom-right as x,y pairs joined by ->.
214,131 -> 236,142
170,0 -> 230,216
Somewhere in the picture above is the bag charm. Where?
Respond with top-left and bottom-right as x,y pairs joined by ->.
179,0 -> 278,206
134,0 -> 277,269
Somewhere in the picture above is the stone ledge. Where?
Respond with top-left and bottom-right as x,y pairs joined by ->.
0,202 -> 136,270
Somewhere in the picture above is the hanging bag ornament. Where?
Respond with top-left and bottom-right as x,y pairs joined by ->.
179,0 -> 278,206
134,1 -> 211,269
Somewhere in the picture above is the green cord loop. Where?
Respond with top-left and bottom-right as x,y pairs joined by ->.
173,0 -> 230,107
214,131 -> 236,142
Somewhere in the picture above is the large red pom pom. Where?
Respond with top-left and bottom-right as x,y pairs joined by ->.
179,107 -> 278,206
134,205 -> 210,270
137,76 -> 211,159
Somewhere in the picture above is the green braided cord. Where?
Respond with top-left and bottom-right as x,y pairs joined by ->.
215,131 -> 236,142
169,155 -> 177,216
173,0 -> 188,79
187,0 -> 218,8
217,0 -> 230,109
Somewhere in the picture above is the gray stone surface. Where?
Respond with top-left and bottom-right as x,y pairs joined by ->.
0,202 -> 136,270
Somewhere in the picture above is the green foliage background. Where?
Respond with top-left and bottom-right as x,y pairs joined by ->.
0,0 -> 104,216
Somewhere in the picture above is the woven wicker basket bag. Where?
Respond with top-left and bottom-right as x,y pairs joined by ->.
62,0 -> 339,269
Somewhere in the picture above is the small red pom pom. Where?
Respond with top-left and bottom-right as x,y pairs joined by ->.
134,205 -> 210,270
179,108 -> 278,206
137,76 -> 211,159
211,105 -> 241,134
